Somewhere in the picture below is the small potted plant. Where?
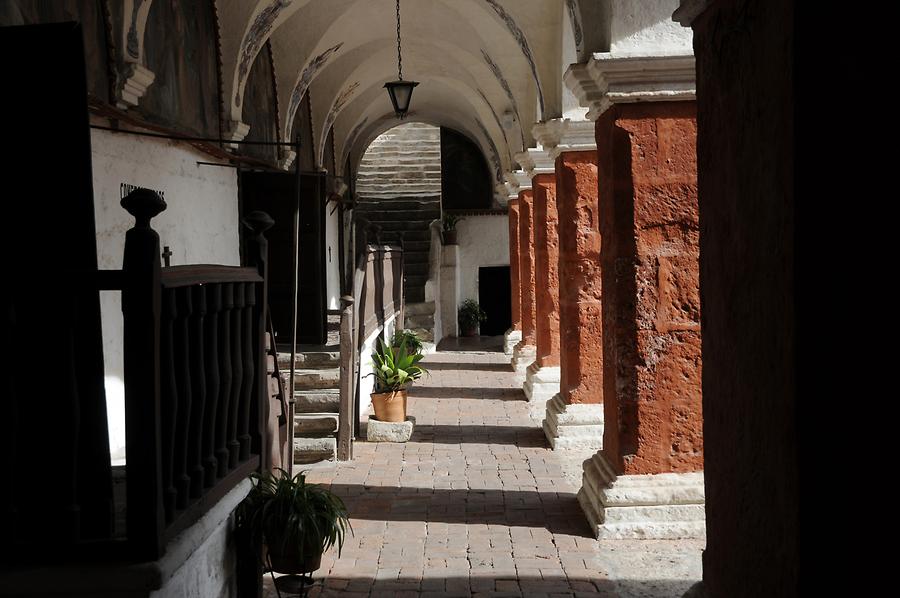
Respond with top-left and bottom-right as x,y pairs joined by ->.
368,338 -> 427,422
441,213 -> 461,245
458,299 -> 487,337
237,468 -> 351,581
391,328 -> 424,354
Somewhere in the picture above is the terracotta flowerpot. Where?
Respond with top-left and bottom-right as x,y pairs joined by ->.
442,230 -> 457,245
461,325 -> 477,337
371,389 -> 408,422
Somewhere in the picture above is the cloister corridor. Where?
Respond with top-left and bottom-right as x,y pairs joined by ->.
267,348 -> 703,597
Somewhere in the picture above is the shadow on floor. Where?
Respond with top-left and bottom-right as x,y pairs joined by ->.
408,386 -> 524,401
410,424 -> 548,447
319,485 -> 591,536
437,335 -> 505,352
264,572 -> 700,597
420,361 -> 514,372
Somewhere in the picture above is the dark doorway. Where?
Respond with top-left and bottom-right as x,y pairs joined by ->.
478,266 -> 511,336
240,171 -> 327,345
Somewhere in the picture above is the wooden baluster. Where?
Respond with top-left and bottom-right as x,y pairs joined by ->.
202,284 -> 221,487
243,211 -> 274,470
238,282 -> 256,462
216,283 -> 233,478
188,285 -> 207,498
228,282 -> 245,470
120,189 -> 165,559
160,287 -> 179,522
174,286 -> 193,510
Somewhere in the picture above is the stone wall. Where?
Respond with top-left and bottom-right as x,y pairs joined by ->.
91,125 -> 241,462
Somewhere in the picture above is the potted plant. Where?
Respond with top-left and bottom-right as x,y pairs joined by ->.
368,338 -> 427,422
458,299 -> 487,337
441,213 -> 461,245
237,468 -> 351,579
391,328 -> 424,354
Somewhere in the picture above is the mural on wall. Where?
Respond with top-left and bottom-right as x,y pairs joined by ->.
126,0 -> 146,60
481,0 -> 545,116
565,0 -> 584,55
241,42 -> 280,164
142,0 -> 221,137
285,42 -> 344,140
477,88 -> 513,162
481,49 -> 525,152
320,81 -> 359,163
473,118 -> 504,184
236,0 -> 294,107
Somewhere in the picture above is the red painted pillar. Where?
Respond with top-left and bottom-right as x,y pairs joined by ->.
531,174 -> 560,369
597,102 -> 703,477
504,198 -> 522,355
556,151 -> 602,405
578,101 -> 704,540
512,189 -> 537,371
541,149 -> 605,450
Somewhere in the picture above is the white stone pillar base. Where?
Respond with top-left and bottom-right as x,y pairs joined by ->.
510,342 -> 536,373
503,328 -> 522,355
541,394 -> 604,450
523,363 -> 560,417
578,451 -> 706,539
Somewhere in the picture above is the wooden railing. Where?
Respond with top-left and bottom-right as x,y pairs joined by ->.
338,236 -> 404,445
121,191 -> 273,558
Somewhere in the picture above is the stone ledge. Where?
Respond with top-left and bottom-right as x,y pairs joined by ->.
503,328 -> 522,355
578,452 -> 705,539
367,416 -> 416,442
542,394 -> 603,450
510,342 -> 536,373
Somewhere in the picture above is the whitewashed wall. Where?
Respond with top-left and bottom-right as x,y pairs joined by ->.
91,126 -> 241,462
356,312 -> 398,422
456,214 -> 509,310
325,201 -> 341,310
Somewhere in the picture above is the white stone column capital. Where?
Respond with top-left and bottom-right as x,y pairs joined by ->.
564,52 -> 696,121
533,118 -> 598,160
514,151 -> 535,176
223,120 -> 251,150
526,147 -> 555,176
509,169 -> 532,193
116,63 -> 155,109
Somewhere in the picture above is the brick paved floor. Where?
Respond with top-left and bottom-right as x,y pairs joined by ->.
265,350 -> 702,597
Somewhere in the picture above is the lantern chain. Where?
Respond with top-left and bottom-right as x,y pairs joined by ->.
396,0 -> 403,81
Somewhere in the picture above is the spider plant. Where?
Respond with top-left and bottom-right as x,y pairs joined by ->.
237,468 -> 351,568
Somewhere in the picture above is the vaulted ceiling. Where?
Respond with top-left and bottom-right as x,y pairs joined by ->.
215,0 -> 589,185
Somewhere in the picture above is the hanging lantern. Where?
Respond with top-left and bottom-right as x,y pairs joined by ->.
385,0 -> 418,118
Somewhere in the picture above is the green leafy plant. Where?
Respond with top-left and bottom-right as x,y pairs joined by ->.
369,337 -> 427,392
391,328 -> 424,354
237,468 -> 351,565
458,299 -> 487,331
442,212 -> 462,231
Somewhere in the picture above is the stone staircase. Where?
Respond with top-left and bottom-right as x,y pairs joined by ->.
356,122 -> 442,337
278,315 -> 342,465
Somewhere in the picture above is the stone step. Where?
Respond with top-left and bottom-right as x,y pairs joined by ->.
357,199 -> 441,211
360,220 -> 436,232
405,287 -> 426,303
404,274 -> 428,287
294,388 -> 340,413
405,313 -> 434,329
294,413 -> 339,435
404,262 -> 429,277
292,368 -> 340,390
405,301 -> 436,316
407,327 -> 434,342
360,210 -> 441,222
401,241 -> 431,253
277,351 -> 340,370
402,252 -> 430,265
293,436 -> 336,464
380,231 -> 429,243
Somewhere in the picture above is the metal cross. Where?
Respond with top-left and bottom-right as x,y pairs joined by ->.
162,245 -> 173,267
